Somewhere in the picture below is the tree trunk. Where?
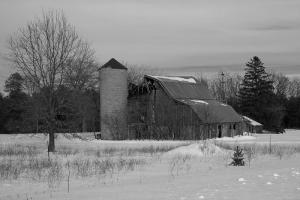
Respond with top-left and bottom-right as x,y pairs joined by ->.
48,100 -> 56,152
36,118 -> 39,134
48,132 -> 55,152
82,117 -> 87,132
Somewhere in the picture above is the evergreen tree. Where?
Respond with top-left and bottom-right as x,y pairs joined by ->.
3,73 -> 29,133
230,146 -> 245,166
0,93 -> 7,133
239,56 -> 284,132
239,56 -> 273,114
4,72 -> 24,94
284,96 -> 300,128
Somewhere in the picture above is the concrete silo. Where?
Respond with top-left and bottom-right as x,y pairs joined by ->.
99,58 -> 128,139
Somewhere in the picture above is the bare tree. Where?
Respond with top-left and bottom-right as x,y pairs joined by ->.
64,57 -> 98,133
288,79 -> 300,98
127,66 -> 146,86
64,45 -> 97,90
271,72 -> 300,98
271,72 -> 289,97
7,10 -> 95,152
209,72 -> 242,107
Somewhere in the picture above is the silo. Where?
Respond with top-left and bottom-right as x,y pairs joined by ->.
99,58 -> 128,139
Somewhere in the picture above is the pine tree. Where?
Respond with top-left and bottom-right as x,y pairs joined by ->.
4,72 -> 24,95
3,73 -> 29,133
239,56 -> 273,114
230,146 -> 245,166
239,56 -> 283,132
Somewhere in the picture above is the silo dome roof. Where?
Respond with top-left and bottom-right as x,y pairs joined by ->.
100,58 -> 127,70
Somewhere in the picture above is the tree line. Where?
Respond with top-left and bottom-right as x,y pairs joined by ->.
0,72 -> 100,134
207,56 -> 300,132
2,56 -> 299,137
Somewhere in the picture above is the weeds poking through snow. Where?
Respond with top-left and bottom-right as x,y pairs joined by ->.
245,145 -> 255,167
47,159 -> 63,189
0,140 -> 188,189
215,141 -> 300,160
0,144 -> 38,157
169,154 -> 192,177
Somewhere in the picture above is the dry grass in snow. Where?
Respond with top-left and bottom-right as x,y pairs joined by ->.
0,133 -> 191,190
214,130 -> 300,161
1,130 -> 300,200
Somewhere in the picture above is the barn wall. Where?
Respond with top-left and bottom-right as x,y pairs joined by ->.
242,121 -> 263,134
128,94 -> 150,139
127,80 -> 243,140
127,83 -> 200,140
151,83 -> 203,139
254,126 -> 263,133
220,123 -> 243,137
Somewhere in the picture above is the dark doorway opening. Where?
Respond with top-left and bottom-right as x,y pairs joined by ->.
218,125 -> 222,138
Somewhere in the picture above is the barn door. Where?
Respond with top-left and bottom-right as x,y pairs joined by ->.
218,125 -> 222,138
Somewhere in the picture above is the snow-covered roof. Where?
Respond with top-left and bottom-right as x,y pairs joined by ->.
188,100 -> 229,107
149,75 -> 197,83
144,75 -> 213,100
190,100 -> 209,105
180,99 -> 243,123
243,116 -> 262,126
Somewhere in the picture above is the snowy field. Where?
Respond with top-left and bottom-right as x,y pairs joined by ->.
0,130 -> 300,200
215,129 -> 300,144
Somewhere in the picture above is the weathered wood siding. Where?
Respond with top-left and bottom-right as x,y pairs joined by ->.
128,83 -> 243,140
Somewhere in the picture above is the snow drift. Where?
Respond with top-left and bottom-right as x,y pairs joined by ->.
165,141 -> 227,157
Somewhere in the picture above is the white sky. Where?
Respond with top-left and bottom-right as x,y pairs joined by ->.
0,0 -> 300,89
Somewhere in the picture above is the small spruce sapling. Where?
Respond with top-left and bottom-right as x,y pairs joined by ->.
230,146 -> 245,166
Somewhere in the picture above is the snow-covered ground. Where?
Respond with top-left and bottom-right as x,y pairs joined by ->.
216,129 -> 300,144
165,142 -> 227,157
0,130 -> 300,200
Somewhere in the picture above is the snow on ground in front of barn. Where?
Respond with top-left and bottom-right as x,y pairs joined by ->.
215,135 -> 256,142
0,130 -> 300,200
165,142 -> 228,157
0,133 -> 192,151
215,129 -> 300,144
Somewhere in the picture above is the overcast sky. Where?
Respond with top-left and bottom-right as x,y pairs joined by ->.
0,0 -> 300,89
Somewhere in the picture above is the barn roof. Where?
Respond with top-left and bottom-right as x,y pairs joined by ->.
144,75 -> 213,100
145,75 -> 243,123
242,116 -> 262,126
100,58 -> 127,70
180,99 -> 243,123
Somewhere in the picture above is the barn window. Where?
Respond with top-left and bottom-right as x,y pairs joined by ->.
233,124 -> 236,130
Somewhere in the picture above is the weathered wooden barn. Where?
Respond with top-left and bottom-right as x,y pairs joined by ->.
242,116 -> 263,134
127,75 -> 244,140
99,58 -> 244,140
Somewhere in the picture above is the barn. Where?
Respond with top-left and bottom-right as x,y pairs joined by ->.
99,58 -> 244,140
242,116 -> 263,134
127,75 -> 244,140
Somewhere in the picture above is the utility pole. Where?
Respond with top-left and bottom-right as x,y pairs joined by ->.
220,71 -> 226,103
